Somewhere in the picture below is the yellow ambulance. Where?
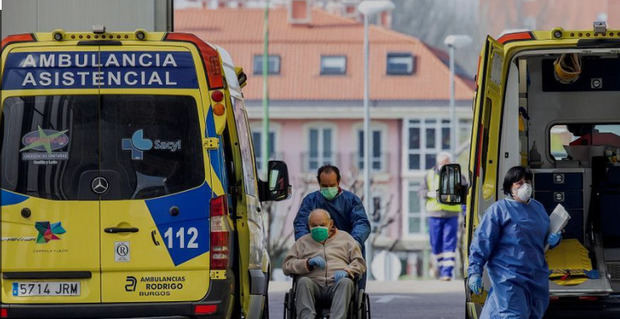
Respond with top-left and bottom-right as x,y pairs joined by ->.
0,28 -> 290,318
440,22 -> 620,317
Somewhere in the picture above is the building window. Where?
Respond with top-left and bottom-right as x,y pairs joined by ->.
320,55 -> 347,75
407,181 -> 424,235
357,129 -> 383,171
387,52 -> 415,75
407,118 -> 451,170
308,126 -> 334,171
253,55 -> 281,75
251,130 -> 276,171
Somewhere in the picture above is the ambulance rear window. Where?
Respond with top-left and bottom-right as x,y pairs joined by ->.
1,95 -> 204,200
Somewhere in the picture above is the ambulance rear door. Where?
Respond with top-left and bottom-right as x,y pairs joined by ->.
465,35 -> 507,317
0,46 -> 102,304
97,46 -> 213,302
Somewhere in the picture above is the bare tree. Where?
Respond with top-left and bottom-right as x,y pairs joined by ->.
391,0 -> 484,77
263,180 -> 310,276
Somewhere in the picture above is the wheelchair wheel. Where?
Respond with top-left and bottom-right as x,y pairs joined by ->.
356,292 -> 370,319
283,292 -> 290,319
284,290 -> 297,319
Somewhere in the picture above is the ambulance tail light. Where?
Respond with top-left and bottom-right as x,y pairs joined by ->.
164,33 -> 224,89
194,304 -> 217,315
210,195 -> 231,270
1,33 -> 35,51
578,296 -> 599,301
211,90 -> 224,102
1,307 -> 7,318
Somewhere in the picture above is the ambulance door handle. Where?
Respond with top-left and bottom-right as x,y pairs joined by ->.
104,227 -> 139,233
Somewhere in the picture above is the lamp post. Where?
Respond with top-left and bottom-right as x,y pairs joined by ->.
358,0 -> 394,279
261,0 -> 270,180
443,34 -> 472,280
443,35 -> 472,159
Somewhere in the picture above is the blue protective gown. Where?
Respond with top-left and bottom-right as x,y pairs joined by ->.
294,190 -> 370,246
468,198 -> 551,319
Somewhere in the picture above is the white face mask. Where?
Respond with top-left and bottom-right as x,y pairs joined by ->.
515,183 -> 532,202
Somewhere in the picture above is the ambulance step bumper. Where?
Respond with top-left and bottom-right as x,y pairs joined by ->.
1,274 -> 234,318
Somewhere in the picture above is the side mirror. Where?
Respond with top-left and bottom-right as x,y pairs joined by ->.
259,160 -> 291,202
235,66 -> 247,88
438,164 -> 466,205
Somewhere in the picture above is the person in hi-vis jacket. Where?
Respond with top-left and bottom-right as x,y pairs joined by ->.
423,152 -> 462,280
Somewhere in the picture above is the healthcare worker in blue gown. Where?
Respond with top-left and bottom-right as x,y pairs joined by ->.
294,165 -> 371,287
467,166 -> 562,319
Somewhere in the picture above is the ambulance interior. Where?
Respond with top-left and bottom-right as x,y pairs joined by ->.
499,50 -> 620,295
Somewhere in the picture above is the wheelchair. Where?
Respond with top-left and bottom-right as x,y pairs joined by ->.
283,275 -> 370,319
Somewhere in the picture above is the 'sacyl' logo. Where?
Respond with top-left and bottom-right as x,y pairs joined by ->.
121,129 -> 181,160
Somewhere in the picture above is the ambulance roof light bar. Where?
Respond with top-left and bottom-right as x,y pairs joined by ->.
92,25 -> 106,34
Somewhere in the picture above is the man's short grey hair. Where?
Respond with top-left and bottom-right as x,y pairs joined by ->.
437,151 -> 452,164
308,209 -> 331,224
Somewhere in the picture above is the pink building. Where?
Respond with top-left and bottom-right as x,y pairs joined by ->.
176,4 -> 474,278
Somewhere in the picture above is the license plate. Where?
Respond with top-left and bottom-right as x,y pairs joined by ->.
12,281 -> 80,296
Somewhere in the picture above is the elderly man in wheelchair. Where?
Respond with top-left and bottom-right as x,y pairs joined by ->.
283,208 -> 366,319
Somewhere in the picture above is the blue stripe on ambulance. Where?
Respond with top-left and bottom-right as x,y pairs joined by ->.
1,189 -> 28,206
145,183 -> 211,266
205,108 -> 225,185
1,51 -> 198,90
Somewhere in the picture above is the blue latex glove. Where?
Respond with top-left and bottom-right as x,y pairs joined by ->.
468,274 -> 482,295
308,256 -> 326,270
333,270 -> 348,283
548,232 -> 562,248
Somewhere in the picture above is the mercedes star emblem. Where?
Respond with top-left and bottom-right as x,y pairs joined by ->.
91,177 -> 109,194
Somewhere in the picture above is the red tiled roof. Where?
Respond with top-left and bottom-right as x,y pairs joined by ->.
175,8 -> 474,100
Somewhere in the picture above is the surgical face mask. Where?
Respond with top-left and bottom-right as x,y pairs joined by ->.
311,226 -> 329,242
515,183 -> 532,202
320,187 -> 339,200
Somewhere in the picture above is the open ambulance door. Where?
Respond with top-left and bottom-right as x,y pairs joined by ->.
465,35 -> 506,319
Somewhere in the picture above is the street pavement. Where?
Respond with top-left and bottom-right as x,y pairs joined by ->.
269,280 -> 465,319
